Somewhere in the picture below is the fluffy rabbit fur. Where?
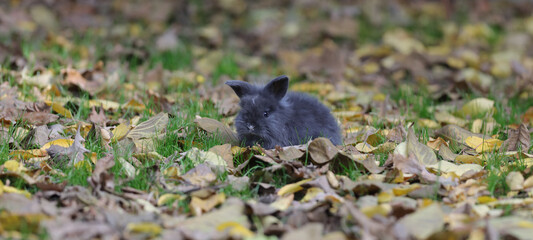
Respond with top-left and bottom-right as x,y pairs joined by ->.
226,75 -> 342,149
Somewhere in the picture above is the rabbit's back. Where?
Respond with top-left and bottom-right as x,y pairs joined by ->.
283,92 -> 342,145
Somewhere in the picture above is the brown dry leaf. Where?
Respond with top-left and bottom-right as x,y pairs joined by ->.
503,123 -> 530,152
438,145 -> 458,161
22,111 -> 58,126
194,117 -> 239,145
522,106 -> 533,125
435,124 -> 485,146
392,154 -> 438,183
46,126 -> 90,166
176,202 -> 248,238
156,28 -> 179,51
217,97 -> 240,117
127,112 -> 168,140
406,127 -> 438,165
180,163 -> 217,187
278,146 -> 304,161
434,111 -> 467,127
87,154 -> 115,192
308,137 -> 338,165
21,125 -> 53,147
87,106 -> 106,125
387,124 -> 407,143
208,144 -> 234,169
61,67 -> 105,95
426,137 -> 448,151
185,147 -> 227,173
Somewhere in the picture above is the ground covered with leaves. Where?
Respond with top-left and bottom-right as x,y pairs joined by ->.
1,1 -> 533,239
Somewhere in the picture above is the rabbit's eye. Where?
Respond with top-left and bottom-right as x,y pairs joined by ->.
263,111 -> 269,118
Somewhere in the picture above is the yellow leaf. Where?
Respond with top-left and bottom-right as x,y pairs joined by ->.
373,93 -> 386,102
88,99 -> 120,110
446,57 -> 466,69
465,136 -> 502,153
419,119 -> 440,129
455,155 -> 483,165
361,204 -> 391,218
9,149 -> 48,160
3,160 -> 21,172
427,161 -> 483,177
87,152 -> 98,164
0,181 -> 31,198
74,160 -> 92,172
301,187 -> 323,202
377,191 -> 393,203
111,123 -> 131,142
123,99 -> 146,113
277,179 -> 311,196
355,142 -> 376,153
126,222 -> 162,236
40,139 -> 74,150
163,166 -> 180,179
392,184 -> 421,196
457,98 -> 495,118
361,62 -> 380,74
157,193 -> 183,206
490,62 -> 511,78
217,221 -> 254,238
478,196 -> 497,204
45,100 -> 72,118
190,193 -> 226,216
420,199 -> 434,208
270,194 -> 294,211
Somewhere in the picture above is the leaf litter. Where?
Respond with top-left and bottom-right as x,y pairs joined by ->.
0,1 -> 533,240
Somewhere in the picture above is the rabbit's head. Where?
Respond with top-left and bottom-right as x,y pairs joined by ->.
226,76 -> 291,148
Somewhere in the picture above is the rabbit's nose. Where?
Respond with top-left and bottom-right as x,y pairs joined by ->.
247,124 -> 255,131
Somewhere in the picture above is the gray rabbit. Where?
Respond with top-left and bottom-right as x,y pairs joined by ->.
225,75 -> 342,149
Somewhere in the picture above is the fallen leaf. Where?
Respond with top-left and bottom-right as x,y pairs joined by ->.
308,137 -> 338,165
190,193 -> 226,216
216,221 -> 255,238
427,161 -> 483,177
278,179 -> 312,196
126,222 -> 162,237
127,112 -> 168,140
465,136 -> 502,153
281,222 -> 323,240
406,127 -> 438,165
506,171 -> 524,191
194,117 -> 239,145
44,100 -> 72,118
355,142 -> 377,153
503,123 -> 530,152
208,144 -> 234,168
457,97 -> 495,118
181,163 -> 217,187
397,203 -> 445,239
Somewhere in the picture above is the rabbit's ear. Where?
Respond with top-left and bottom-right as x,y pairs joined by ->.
226,80 -> 252,98
265,75 -> 289,100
